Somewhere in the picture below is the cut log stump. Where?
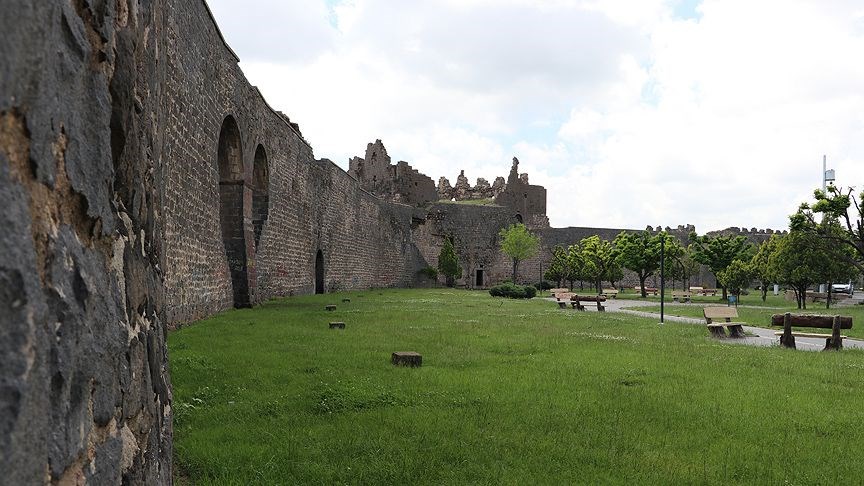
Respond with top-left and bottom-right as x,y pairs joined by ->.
329,322 -> 345,329
325,305 -> 336,311
391,351 -> 422,367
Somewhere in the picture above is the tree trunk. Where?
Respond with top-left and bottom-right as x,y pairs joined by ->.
761,282 -> 768,302
826,283 -> 833,309
639,275 -> 648,298
446,276 -> 454,287
512,259 -> 519,283
801,287 -> 807,310
595,279 -> 601,293
721,286 -> 728,300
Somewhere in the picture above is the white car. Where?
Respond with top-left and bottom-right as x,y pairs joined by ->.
831,283 -> 854,295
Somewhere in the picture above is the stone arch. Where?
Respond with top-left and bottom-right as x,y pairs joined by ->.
252,144 -> 269,250
217,115 -> 250,307
315,249 -> 325,294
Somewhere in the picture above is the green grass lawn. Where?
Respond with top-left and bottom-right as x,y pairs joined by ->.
170,289 -> 864,484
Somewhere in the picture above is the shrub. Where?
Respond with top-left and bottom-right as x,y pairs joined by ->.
534,280 -> 553,291
489,282 -> 536,299
418,266 -> 438,280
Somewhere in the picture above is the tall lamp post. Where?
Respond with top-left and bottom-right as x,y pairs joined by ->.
660,232 -> 665,324
819,155 -> 836,293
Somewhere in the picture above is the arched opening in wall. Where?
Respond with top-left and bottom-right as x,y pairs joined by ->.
217,115 -> 250,308
315,250 -> 325,294
515,214 -> 523,224
252,144 -> 269,250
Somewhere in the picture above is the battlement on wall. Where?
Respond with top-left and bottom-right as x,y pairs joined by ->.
347,140 -> 438,206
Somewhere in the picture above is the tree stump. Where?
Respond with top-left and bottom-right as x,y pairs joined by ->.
329,322 -> 345,329
391,352 -> 422,367
325,305 -> 336,311
342,298 -> 351,303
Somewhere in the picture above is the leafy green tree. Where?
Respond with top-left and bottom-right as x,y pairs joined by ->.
615,231 -> 683,297
437,236 -> 463,287
791,185 -> 864,272
544,246 -> 569,288
579,235 -> 618,293
669,247 -> 701,290
499,223 -> 540,283
817,220 -> 860,308
749,235 -> 780,302
716,259 -> 752,305
689,233 -> 754,300
565,243 -> 585,290
769,230 -> 824,309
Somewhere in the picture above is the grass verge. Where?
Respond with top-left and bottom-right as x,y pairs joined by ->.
170,289 -> 864,484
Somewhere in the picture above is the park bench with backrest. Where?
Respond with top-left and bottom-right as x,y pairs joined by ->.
600,289 -> 619,299
634,286 -> 659,296
672,291 -> 691,303
555,292 -> 576,309
771,313 -> 852,350
690,287 -> 718,296
703,306 -> 746,338
570,294 -> 607,312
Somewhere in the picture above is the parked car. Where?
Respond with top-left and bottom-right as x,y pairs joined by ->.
832,282 -> 854,295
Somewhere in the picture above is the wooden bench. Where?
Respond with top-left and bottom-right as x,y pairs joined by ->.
570,295 -> 607,312
555,292 -> 576,309
770,313 -> 852,350
672,291 -> 691,303
703,306 -> 746,338
634,287 -> 659,296
690,287 -> 718,296
549,288 -> 569,297
600,289 -> 619,299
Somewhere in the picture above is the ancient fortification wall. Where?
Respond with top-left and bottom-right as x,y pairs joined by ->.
0,0 -> 790,482
161,3 -> 425,325
1,0 -> 171,483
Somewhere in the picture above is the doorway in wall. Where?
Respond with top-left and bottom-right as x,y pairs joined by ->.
476,269 -> 484,287
315,250 -> 325,294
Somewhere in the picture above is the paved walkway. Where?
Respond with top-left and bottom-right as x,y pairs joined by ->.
550,297 -> 864,351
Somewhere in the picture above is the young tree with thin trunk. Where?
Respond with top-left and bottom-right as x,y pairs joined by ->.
579,235 -> 618,293
499,223 -> 540,283
437,236 -> 462,287
689,232 -> 754,300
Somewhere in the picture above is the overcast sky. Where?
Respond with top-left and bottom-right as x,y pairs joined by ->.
208,0 -> 864,233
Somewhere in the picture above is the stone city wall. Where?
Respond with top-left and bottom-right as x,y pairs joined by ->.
1,0 -> 171,483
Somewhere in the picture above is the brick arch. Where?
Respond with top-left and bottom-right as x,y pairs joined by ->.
252,144 -> 269,250
217,115 -> 250,307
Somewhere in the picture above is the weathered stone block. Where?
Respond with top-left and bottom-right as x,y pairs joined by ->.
391,351 -> 422,367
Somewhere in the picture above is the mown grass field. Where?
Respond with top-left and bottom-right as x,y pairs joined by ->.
170,289 -> 864,484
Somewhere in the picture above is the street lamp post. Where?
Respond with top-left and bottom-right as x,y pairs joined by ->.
660,233 -> 665,324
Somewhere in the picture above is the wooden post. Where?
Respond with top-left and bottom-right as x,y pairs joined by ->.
780,312 -> 796,349
825,315 -> 843,351
728,324 -> 745,339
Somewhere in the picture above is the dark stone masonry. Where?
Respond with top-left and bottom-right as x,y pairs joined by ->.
0,0 -> 783,482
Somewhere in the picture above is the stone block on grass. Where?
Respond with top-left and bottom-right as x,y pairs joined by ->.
329,322 -> 345,329
391,351 -> 422,367
325,305 -> 336,311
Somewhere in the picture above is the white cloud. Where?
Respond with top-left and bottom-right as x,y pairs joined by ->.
210,0 -> 864,233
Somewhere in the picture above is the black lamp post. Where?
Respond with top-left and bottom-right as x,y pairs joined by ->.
660,233 -> 665,324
